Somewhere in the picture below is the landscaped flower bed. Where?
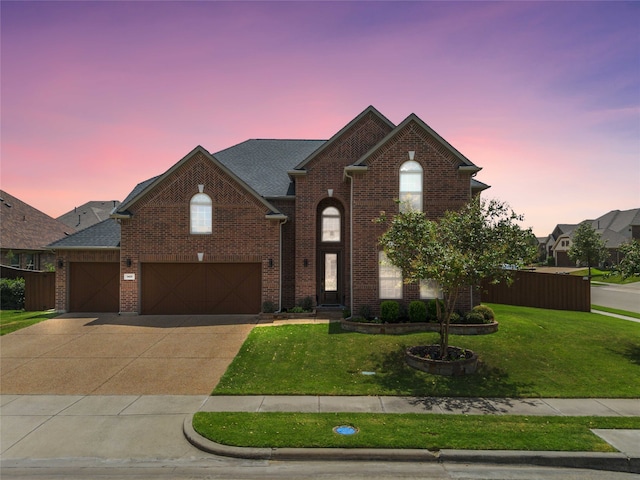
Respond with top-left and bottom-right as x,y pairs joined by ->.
340,319 -> 498,335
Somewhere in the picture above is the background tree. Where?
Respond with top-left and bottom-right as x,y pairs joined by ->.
616,240 -> 640,279
568,222 -> 608,278
378,197 -> 536,359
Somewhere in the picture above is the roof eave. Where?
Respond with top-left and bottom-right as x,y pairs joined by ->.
265,195 -> 295,201
343,165 -> 369,180
265,213 -> 288,221
50,246 -> 121,251
287,169 -> 307,177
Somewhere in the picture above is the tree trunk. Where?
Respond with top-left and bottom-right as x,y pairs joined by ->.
438,287 -> 460,360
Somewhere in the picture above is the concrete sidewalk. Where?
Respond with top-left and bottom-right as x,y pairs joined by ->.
187,395 -> 640,472
200,395 -> 640,417
2,394 -> 639,474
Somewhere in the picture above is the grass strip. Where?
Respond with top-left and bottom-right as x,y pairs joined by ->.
592,305 -> 640,320
0,310 -> 58,335
193,412 -> 640,451
570,269 -> 640,284
214,304 -> 640,398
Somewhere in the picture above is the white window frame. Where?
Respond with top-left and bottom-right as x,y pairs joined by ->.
379,251 -> 403,299
321,206 -> 341,242
399,160 -> 423,212
190,193 -> 212,234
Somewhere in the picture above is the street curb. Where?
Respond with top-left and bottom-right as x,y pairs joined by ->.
183,415 -> 639,473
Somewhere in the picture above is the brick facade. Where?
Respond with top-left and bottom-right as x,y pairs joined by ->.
117,150 -> 281,314
54,250 -> 119,311
52,107 -> 485,316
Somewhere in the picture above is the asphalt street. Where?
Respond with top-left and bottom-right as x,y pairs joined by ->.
591,282 -> 640,313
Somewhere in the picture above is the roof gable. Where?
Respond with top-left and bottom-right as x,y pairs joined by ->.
292,106 -> 395,171
113,146 -> 285,218
0,189 -> 74,251
354,114 -> 480,171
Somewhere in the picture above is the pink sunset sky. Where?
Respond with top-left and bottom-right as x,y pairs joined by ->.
1,1 -> 639,237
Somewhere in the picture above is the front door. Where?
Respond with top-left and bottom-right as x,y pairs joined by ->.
316,200 -> 345,306
319,250 -> 341,305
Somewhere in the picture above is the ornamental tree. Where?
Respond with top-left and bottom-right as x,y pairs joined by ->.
568,222 -> 609,278
378,197 -> 536,359
616,240 -> 640,279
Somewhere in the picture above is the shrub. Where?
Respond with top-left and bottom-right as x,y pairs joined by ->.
449,312 -> 461,324
296,296 -> 314,312
1,277 -> 25,310
262,301 -> 276,313
464,311 -> 486,324
426,298 -> 444,322
342,308 -> 351,319
472,305 -> 495,322
358,304 -> 373,321
380,301 -> 400,323
408,301 -> 427,323
288,306 -> 306,313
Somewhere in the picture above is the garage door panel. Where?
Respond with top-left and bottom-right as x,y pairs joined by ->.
142,263 -> 261,315
70,263 -> 119,312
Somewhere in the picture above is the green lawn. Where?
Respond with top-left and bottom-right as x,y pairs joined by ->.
0,310 -> 58,335
570,268 -> 640,284
193,412 -> 640,451
214,304 -> 640,398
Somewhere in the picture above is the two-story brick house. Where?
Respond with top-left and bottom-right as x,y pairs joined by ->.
50,106 -> 488,316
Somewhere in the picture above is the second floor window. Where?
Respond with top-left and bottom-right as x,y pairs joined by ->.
321,206 -> 341,242
190,193 -> 212,234
399,160 -> 423,212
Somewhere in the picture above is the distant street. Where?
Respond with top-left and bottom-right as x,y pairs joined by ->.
591,282 -> 640,314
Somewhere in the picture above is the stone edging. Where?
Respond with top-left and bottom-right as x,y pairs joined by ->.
340,319 -> 498,335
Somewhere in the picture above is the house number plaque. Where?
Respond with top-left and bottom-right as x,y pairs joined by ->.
123,273 -> 135,281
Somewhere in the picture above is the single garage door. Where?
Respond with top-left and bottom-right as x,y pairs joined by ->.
141,263 -> 261,315
69,262 -> 119,312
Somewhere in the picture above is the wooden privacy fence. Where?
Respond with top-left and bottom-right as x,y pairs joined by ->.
481,270 -> 591,312
1,266 -> 55,311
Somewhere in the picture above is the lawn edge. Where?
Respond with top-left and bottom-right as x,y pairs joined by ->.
183,414 -> 638,473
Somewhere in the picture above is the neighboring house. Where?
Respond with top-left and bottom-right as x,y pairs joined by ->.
49,106 -> 489,315
58,200 -> 121,231
547,208 -> 640,267
0,189 -> 75,271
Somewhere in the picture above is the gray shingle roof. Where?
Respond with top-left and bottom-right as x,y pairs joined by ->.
48,219 -> 120,249
214,139 -> 325,197
119,176 -> 160,209
0,189 -> 74,250
58,200 -> 121,231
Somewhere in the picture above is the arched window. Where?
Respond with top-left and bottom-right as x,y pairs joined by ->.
190,193 -> 212,234
399,160 -> 423,212
321,206 -> 341,242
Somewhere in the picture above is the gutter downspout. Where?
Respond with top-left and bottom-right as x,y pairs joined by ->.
276,217 -> 288,313
344,171 -> 354,317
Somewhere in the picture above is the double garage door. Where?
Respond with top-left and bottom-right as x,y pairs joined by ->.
69,262 -> 261,314
141,263 -> 261,315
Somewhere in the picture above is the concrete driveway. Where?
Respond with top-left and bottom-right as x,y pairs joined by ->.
0,314 -> 257,395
